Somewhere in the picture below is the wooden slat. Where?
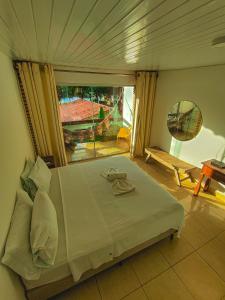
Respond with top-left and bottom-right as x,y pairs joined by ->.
64,0 -> 122,60
0,0 -> 30,58
75,0 -> 186,62
9,0 -> 38,60
145,147 -> 195,173
47,0 -> 75,61
67,0 -> 144,60
88,3 -> 225,64
0,0 -> 225,69
54,0 -> 98,59
31,0 -> 54,61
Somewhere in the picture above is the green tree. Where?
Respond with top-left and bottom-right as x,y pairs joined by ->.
99,107 -> 105,119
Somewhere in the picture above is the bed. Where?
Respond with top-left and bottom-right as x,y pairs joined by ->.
23,156 -> 184,300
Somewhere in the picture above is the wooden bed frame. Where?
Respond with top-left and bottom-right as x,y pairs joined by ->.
25,228 -> 177,300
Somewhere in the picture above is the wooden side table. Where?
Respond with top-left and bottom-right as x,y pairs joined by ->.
41,155 -> 55,169
193,160 -> 225,196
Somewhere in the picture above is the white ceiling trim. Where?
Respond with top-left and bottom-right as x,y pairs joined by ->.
55,70 -> 135,87
54,65 -> 135,75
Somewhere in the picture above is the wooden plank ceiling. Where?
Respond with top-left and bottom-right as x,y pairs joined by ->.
0,0 -> 225,70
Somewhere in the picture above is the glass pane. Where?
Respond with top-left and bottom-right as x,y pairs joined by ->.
57,85 -> 134,162
57,86 -> 95,162
63,123 -> 95,162
95,87 -> 131,158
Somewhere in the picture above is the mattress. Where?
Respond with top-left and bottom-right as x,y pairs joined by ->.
23,156 -> 184,290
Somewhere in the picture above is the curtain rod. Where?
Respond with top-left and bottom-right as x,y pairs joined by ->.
54,69 -> 158,76
13,60 -> 135,76
136,70 -> 159,74
13,60 -> 158,75
53,68 -> 135,76
13,59 -> 47,65
13,59 -> 47,70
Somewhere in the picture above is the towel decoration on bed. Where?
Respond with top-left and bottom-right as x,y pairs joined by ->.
101,168 -> 127,181
101,168 -> 135,195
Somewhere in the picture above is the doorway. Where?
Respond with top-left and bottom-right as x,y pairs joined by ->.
57,85 -> 134,162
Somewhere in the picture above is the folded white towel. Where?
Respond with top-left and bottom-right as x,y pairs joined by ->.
101,168 -> 135,195
112,179 -> 135,196
101,168 -> 127,182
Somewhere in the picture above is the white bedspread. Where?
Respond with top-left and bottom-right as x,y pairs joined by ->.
58,164 -> 114,281
58,156 -> 184,281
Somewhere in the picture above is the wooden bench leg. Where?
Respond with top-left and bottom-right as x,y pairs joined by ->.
188,172 -> 195,183
170,233 -> 174,240
203,177 -> 211,192
174,169 -> 181,187
145,153 -> 151,163
193,173 -> 205,196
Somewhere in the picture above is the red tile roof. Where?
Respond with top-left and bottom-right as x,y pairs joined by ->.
59,99 -> 111,122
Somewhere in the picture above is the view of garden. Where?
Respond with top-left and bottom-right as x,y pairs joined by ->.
57,86 -> 133,161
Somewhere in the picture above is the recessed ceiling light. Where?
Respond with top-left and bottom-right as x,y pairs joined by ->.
212,36 -> 225,48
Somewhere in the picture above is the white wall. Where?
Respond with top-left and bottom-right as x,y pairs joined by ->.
123,87 -> 134,126
151,65 -> 225,167
0,52 -> 34,299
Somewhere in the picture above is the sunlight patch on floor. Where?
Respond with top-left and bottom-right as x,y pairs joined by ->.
177,174 -> 225,208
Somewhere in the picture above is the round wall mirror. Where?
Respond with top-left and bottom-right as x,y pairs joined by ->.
167,100 -> 203,141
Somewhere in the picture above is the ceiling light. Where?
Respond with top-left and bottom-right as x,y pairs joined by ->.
212,36 -> 225,48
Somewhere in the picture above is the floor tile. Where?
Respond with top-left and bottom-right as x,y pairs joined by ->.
122,288 -> 147,300
179,195 -> 207,214
190,207 -> 225,233
198,233 -> 225,282
157,235 -> 194,265
218,231 -> 225,242
130,244 -> 169,284
53,277 -> 101,300
144,268 -> 194,300
182,214 -> 219,249
173,252 -> 225,300
206,203 -> 225,220
97,262 -> 140,300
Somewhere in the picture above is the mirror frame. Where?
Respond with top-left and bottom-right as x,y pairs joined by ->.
167,100 -> 203,142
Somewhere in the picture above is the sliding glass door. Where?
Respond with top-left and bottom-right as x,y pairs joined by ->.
57,85 -> 134,162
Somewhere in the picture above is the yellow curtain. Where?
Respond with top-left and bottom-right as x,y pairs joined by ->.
132,71 -> 158,157
16,62 -> 67,167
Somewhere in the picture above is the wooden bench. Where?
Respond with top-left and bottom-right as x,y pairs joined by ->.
145,147 -> 195,186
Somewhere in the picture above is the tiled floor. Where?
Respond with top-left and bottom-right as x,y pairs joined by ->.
53,156 -> 225,300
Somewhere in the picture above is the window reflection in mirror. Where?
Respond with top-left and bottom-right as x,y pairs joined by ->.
167,100 -> 203,141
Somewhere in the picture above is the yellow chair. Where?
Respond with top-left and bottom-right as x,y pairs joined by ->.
117,127 -> 131,142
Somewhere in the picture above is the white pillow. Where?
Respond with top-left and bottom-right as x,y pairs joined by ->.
1,190 -> 41,280
31,189 -> 58,268
20,159 -> 34,182
29,156 -> 52,193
